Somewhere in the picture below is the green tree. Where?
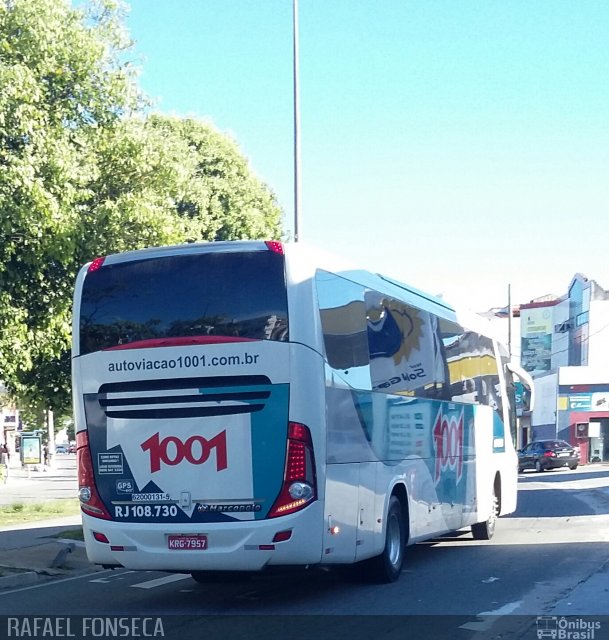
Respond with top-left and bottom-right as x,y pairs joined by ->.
75,114 -> 282,264
145,115 -> 283,242
0,0 -> 284,422
0,0 -> 140,418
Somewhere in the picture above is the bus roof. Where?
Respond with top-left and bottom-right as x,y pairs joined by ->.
79,239 -> 497,343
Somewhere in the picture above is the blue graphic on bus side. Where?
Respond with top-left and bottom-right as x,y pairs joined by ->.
350,391 -> 479,508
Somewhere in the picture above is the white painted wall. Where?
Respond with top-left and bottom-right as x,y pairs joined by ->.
559,366 -> 609,385
532,372 -> 558,427
588,299 -> 609,367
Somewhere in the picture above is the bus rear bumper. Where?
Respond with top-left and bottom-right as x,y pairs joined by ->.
81,506 -> 324,572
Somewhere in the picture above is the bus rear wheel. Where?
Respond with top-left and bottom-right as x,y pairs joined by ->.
471,490 -> 499,540
365,495 -> 406,583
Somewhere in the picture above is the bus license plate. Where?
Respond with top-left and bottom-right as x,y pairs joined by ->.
167,535 -> 208,550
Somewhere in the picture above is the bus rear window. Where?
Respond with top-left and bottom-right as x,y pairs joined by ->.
78,250 -> 288,355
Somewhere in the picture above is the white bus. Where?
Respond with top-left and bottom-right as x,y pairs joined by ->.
72,240 -> 531,583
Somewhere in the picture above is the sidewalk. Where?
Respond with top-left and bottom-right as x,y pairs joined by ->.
0,458 -> 78,505
0,517 -> 101,589
0,458 -> 100,589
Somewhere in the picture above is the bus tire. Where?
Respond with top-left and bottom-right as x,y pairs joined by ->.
471,489 -> 499,540
365,495 -> 406,583
191,570 -> 251,584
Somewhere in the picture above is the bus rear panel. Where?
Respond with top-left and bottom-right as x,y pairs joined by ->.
72,242 -> 323,571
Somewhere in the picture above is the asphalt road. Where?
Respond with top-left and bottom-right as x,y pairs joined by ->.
1,465 -> 609,640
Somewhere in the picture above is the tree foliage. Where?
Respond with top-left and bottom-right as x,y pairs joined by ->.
0,0 -> 284,419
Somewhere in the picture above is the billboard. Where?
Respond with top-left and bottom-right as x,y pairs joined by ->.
20,434 -> 42,465
521,307 -> 553,373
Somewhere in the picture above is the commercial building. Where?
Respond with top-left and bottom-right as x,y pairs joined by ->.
519,274 -> 609,463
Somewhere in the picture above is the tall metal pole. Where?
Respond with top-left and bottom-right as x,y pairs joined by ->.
293,0 -> 301,242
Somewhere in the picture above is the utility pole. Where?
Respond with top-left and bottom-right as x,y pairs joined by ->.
46,408 -> 55,468
293,0 -> 301,242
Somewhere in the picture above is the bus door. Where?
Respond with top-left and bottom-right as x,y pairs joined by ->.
355,461 -> 378,561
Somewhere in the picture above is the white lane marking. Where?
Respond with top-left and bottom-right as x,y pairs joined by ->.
131,573 -> 192,589
0,569 -> 116,596
90,570 -> 137,583
478,600 -> 523,616
459,601 -> 522,631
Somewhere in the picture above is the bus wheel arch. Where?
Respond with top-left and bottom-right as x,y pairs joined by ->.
364,484 -> 409,583
391,482 -> 410,538
471,472 -> 501,541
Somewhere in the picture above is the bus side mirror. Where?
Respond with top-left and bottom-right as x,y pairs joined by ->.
506,363 -> 535,413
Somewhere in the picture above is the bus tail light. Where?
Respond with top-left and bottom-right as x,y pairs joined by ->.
268,422 -> 317,518
93,532 -> 110,543
76,431 -> 112,520
87,257 -> 106,273
272,530 -> 293,543
265,241 -> 284,255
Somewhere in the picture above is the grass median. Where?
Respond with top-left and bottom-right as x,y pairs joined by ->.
0,498 -> 81,527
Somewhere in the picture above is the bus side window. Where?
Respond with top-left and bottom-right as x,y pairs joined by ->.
365,292 -> 449,398
316,270 -> 372,391
444,329 -> 500,409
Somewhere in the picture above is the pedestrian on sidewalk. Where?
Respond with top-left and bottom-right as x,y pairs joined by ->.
0,442 -> 10,483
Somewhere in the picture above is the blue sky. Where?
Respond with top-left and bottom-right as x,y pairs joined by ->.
125,1 -> 609,311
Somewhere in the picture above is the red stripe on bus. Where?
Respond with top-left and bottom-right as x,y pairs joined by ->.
103,336 -> 259,350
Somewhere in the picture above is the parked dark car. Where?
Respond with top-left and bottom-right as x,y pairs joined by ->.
518,440 -> 579,473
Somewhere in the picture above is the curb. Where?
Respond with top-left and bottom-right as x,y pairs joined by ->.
0,562 -> 100,591
57,538 -> 86,548
0,570 -> 40,589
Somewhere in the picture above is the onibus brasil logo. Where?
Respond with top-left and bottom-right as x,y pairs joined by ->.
536,616 -> 601,639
